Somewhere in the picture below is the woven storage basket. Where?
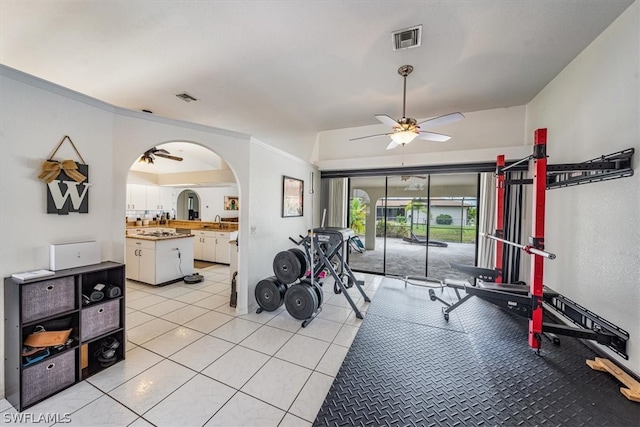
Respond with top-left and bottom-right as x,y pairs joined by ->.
22,350 -> 75,407
81,299 -> 120,341
22,277 -> 75,323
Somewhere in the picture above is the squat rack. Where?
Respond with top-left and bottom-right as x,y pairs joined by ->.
430,128 -> 631,358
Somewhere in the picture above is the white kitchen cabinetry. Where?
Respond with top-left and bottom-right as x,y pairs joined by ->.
126,239 -> 155,284
126,185 -> 175,211
146,186 -> 160,210
193,230 -> 216,262
192,231 -> 231,264
158,187 -> 176,211
127,184 -> 147,210
126,236 -> 194,285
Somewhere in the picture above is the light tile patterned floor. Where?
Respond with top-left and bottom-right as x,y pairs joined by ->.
1,265 -> 381,426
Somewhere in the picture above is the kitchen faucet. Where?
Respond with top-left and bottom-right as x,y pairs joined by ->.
214,215 -> 221,224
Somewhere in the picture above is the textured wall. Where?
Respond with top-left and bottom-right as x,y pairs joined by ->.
526,2 -> 639,375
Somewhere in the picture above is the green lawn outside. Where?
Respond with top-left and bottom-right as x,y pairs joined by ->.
376,221 -> 477,243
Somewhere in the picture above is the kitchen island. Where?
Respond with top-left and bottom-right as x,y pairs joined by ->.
126,232 -> 194,286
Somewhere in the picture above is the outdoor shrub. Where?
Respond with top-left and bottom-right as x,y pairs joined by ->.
376,220 -> 410,238
436,214 -> 453,225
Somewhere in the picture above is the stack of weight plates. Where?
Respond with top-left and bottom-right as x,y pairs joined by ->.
255,248 -> 323,320
254,248 -> 308,312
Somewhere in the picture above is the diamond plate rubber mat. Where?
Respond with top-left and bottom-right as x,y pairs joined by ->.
314,278 -> 640,426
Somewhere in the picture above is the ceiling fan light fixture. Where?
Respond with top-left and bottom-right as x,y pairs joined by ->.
390,130 -> 418,145
139,154 -> 154,164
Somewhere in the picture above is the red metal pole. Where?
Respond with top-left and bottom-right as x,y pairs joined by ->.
529,128 -> 547,351
495,155 -> 505,283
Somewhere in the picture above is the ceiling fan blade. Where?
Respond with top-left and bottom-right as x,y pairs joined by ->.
349,132 -> 393,141
375,114 -> 400,128
416,131 -> 451,142
154,153 -> 183,161
386,140 -> 400,150
418,112 -> 465,128
155,148 -> 171,154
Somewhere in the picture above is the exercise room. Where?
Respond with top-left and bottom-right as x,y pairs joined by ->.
1,1 -> 639,426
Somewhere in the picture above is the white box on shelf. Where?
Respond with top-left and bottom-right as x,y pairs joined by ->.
50,241 -> 101,271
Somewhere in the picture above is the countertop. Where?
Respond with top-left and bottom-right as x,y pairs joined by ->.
126,233 -> 193,241
126,219 -> 238,231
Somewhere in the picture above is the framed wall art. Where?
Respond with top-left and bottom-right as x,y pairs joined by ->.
224,196 -> 238,211
282,176 -> 303,217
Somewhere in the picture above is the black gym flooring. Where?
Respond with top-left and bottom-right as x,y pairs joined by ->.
314,278 -> 640,426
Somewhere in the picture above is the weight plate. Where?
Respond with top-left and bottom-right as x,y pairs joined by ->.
300,278 -> 323,308
255,277 -> 286,312
273,250 -> 303,284
284,283 -> 318,320
288,248 -> 308,279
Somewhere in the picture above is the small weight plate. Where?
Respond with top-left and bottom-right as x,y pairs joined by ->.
284,283 -> 318,320
255,277 -> 286,312
273,251 -> 303,285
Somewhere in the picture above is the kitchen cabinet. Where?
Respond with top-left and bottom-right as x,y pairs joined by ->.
193,230 -> 216,262
193,231 -> 231,264
126,236 -> 194,285
4,262 -> 125,412
126,184 -> 147,210
158,187 -> 176,211
126,239 -> 156,284
126,185 -> 176,211
146,186 -> 160,210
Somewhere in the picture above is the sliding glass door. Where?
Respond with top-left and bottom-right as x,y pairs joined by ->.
330,173 -> 478,280
346,177 -> 385,275
383,175 -> 429,277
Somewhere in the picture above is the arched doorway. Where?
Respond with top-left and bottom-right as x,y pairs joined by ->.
176,189 -> 201,220
125,141 -> 240,288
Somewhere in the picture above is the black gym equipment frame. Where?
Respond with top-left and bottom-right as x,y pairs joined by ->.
430,280 -> 629,359
290,227 -> 371,323
428,131 -> 632,359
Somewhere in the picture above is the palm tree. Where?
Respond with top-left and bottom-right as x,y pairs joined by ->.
349,198 -> 366,234
405,199 -> 428,235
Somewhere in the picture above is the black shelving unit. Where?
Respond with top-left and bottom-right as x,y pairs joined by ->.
4,261 -> 126,412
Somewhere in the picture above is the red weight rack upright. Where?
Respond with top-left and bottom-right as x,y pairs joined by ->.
528,128 -> 547,350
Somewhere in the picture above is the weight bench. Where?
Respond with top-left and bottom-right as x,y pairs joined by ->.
430,279 -> 560,321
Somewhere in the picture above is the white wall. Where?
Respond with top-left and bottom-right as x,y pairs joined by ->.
191,186 -> 239,222
0,66 -> 320,398
0,69 -> 117,398
245,140 -> 320,311
526,2 -> 639,375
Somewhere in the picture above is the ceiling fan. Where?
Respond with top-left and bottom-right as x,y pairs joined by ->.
351,65 -> 464,150
139,147 -> 183,164
400,175 -> 427,182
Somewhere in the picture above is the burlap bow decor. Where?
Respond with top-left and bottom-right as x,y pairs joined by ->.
38,159 -> 87,183
38,135 -> 87,183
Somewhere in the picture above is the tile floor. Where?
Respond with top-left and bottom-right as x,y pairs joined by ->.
1,265 -> 381,426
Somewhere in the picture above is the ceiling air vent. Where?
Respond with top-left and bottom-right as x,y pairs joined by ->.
175,92 -> 199,103
392,25 -> 422,51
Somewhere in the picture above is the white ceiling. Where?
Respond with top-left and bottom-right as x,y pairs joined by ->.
1,1 -> 634,161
